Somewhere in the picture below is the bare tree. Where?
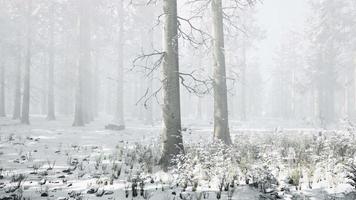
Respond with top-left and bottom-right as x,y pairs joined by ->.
211,0 -> 232,145
159,0 -> 184,170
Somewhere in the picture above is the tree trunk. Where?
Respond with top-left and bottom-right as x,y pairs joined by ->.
159,0 -> 184,170
240,39 -> 247,121
82,1 -> 93,124
144,77 -> 154,125
13,51 -> 21,120
93,55 -> 99,118
211,0 -> 232,145
196,96 -> 203,120
0,62 -> 5,117
73,0 -> 89,127
47,2 -> 55,120
21,0 -> 32,125
143,17 -> 154,126
115,0 -> 125,127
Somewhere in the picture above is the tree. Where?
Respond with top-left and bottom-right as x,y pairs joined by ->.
115,0 -> 125,127
13,49 -> 21,120
47,1 -> 55,121
307,0 -> 356,126
73,0 -> 90,127
159,0 -> 184,170
0,62 -> 5,117
21,0 -> 32,125
211,0 -> 232,145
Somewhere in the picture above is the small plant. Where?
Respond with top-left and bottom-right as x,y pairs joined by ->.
112,163 -> 121,179
7,174 -> 26,193
132,179 -> 138,197
46,160 -> 56,170
125,184 -> 130,198
288,168 -> 301,190
140,180 -> 145,196
346,164 -> 356,190
95,154 -> 103,170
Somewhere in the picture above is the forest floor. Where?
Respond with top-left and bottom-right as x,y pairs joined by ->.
0,116 -> 356,200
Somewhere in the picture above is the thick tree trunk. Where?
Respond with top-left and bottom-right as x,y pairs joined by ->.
47,2 -> 55,120
211,0 -> 232,145
115,0 -> 125,127
0,62 -> 5,117
21,0 -> 32,125
13,51 -> 21,120
159,0 -> 184,170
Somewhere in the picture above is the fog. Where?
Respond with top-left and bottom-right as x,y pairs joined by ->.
1,0 -> 354,128
1,0 -> 356,199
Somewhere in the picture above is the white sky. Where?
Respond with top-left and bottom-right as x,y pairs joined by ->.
251,0 -> 310,110
255,0 -> 309,69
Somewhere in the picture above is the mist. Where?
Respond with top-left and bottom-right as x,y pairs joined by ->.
1,0 -> 356,199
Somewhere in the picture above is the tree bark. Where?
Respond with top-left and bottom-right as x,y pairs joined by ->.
115,0 -> 125,127
212,0 -> 232,145
13,50 -> 21,120
47,2 -> 55,120
240,39 -> 247,121
93,55 -> 99,118
73,0 -> 89,126
159,0 -> 184,170
0,62 -> 5,117
82,1 -> 93,124
21,0 -> 32,125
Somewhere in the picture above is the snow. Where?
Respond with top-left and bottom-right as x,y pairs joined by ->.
1,116 -> 356,199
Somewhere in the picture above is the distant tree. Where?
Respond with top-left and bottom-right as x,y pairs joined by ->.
307,0 -> 356,126
115,0 -> 125,127
13,49 -> 22,120
47,1 -> 56,121
73,0 -> 91,127
0,62 -> 5,117
21,0 -> 32,125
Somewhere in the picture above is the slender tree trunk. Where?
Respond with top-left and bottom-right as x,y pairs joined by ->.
144,76 -> 154,125
73,66 -> 84,127
143,20 -> 154,126
47,2 -> 55,120
73,0 -> 89,127
13,51 -> 21,120
93,55 -> 99,118
211,0 -> 232,145
21,0 -> 32,125
83,68 -> 93,123
115,0 -> 125,127
83,1 -> 93,124
196,96 -> 202,120
240,39 -> 247,121
159,0 -> 184,170
0,62 -> 5,117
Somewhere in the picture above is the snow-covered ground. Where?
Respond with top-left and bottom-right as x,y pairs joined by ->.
1,116 -> 356,199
